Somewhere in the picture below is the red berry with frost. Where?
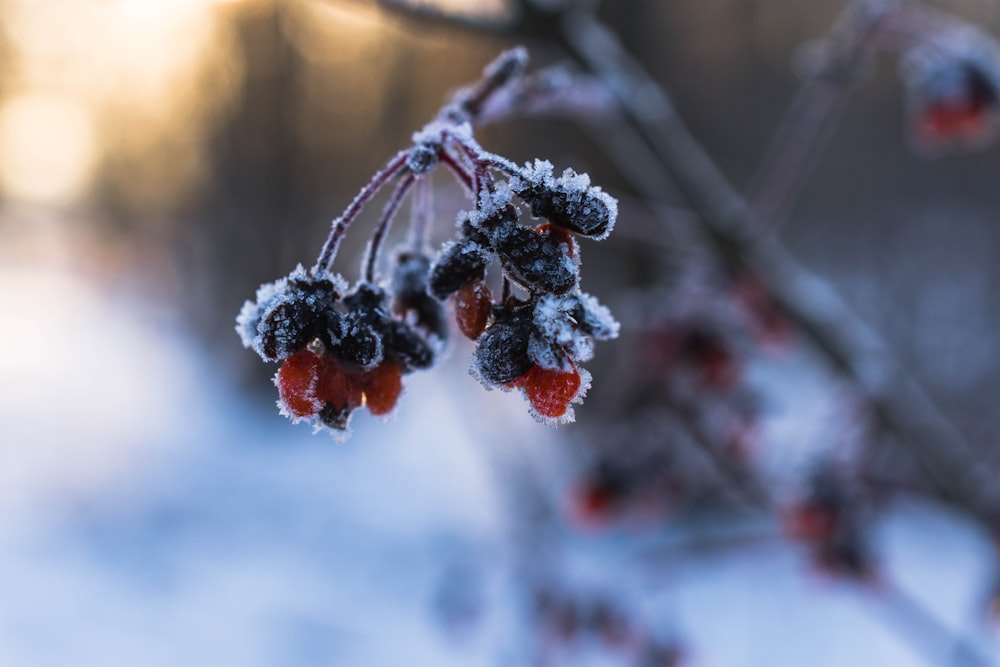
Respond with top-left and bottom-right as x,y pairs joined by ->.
521,364 -> 581,419
317,356 -> 363,429
362,359 -> 404,416
276,349 -> 324,418
454,279 -> 493,339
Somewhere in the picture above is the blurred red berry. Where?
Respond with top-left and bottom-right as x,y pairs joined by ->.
362,359 -> 404,416
454,279 -> 493,339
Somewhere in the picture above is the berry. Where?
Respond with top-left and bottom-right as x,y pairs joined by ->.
521,364 -> 581,419
317,355 -> 363,429
472,318 -> 533,386
275,349 -> 324,419
429,240 -> 488,299
454,279 -> 493,339
362,359 -> 404,416
490,221 -> 577,294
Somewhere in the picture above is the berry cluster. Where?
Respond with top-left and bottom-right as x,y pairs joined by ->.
429,189 -> 618,423
235,48 -> 619,437
902,27 -> 1000,150
236,260 -> 443,433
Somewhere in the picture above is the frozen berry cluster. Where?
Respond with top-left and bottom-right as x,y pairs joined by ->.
429,171 -> 619,423
237,260 -> 444,435
235,48 -> 619,437
901,27 -> 1000,150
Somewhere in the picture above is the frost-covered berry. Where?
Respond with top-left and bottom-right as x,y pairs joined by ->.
429,239 -> 489,299
454,279 -> 493,339
343,283 -> 439,373
902,30 -> 1000,150
519,364 -> 583,420
275,348 -> 324,419
236,265 -> 346,363
513,160 -> 618,239
406,143 -> 439,174
471,313 -> 534,386
489,218 -> 578,294
331,310 -> 383,369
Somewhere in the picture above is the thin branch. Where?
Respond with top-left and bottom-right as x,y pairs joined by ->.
315,150 -> 409,272
552,6 -> 997,523
362,172 -> 416,283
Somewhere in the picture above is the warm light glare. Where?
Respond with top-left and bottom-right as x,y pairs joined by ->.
0,0 -> 242,212
0,92 -> 98,204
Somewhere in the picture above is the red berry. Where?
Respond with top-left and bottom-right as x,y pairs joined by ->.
276,349 -> 324,418
362,359 -> 403,416
317,355 -> 363,416
922,100 -> 986,139
784,505 -> 839,543
453,279 -> 493,339
522,364 -> 581,419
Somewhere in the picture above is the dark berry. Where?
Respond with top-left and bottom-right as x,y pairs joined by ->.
472,319 -> 533,386
520,185 -> 614,238
490,221 -> 577,294
429,240 -> 488,299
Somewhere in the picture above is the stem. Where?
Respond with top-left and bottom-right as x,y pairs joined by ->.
440,149 -> 476,193
872,579 -> 994,667
747,2 -> 904,229
315,150 -> 409,272
553,7 -> 996,523
407,176 -> 434,251
363,172 -> 416,283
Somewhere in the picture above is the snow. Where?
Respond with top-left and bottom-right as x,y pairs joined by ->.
1,264 -> 998,666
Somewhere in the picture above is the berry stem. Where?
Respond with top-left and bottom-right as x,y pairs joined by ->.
407,176 -> 434,251
315,150 -> 410,273
439,149 -> 475,193
363,172 -> 417,284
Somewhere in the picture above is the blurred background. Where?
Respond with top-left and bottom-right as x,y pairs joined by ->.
2,0 -> 1000,665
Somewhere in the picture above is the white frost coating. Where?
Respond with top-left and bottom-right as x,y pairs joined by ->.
577,292 -> 620,340
514,158 -> 555,190
532,294 -> 595,364
469,181 -> 514,226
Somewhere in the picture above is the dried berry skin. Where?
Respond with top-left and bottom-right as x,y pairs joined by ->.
472,319 -> 533,386
520,186 -> 614,238
362,359 -> 404,416
454,279 -> 493,339
490,221 -> 577,294
429,240 -> 488,299
275,349 -> 324,419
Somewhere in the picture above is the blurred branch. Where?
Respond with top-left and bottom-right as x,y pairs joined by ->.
747,0 -> 885,228
359,0 -> 997,523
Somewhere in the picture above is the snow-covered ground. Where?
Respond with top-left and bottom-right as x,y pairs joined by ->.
0,262 -> 997,666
